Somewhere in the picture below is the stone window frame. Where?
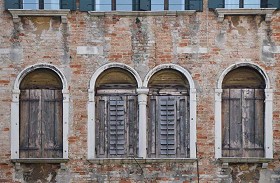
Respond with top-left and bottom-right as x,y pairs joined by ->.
88,63 -> 197,161
215,62 -> 273,167
11,63 -> 70,163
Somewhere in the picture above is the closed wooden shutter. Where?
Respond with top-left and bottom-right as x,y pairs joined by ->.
266,0 -> 280,8
5,0 -> 20,9
19,89 -> 63,158
188,0 -> 203,11
208,0 -> 224,9
222,89 -> 264,157
148,95 -> 189,158
96,95 -> 138,158
140,0 -> 151,10
61,0 -> 76,10
79,0 -> 94,11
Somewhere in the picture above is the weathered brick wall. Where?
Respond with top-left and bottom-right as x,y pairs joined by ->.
0,0 -> 280,182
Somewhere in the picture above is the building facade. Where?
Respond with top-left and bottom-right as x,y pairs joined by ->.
0,0 -> 280,182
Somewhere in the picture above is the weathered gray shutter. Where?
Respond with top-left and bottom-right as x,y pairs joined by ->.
41,89 -> 63,158
208,0 -> 224,9
188,0 -> 203,11
80,0 -> 94,11
20,90 -> 41,158
127,96 -> 138,156
266,0 -> 280,8
61,0 -> 76,10
148,96 -> 157,158
133,0 -> 140,10
140,0 -> 151,11
222,89 -> 264,157
5,0 -> 20,9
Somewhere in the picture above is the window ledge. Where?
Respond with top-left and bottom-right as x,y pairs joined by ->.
88,10 -> 196,17
88,158 -> 197,164
11,158 -> 69,164
215,8 -> 276,22
217,158 -> 273,169
8,9 -> 70,23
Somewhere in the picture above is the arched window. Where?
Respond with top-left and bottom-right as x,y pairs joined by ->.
147,69 -> 190,158
95,68 -> 138,158
221,67 -> 265,157
19,69 -> 63,158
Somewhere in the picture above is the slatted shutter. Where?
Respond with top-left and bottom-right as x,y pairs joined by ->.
222,88 -> 264,157
96,95 -> 138,158
5,0 -> 20,9
148,95 -> 189,158
20,89 -> 63,158
79,0 -> 94,11
188,0 -> 203,11
208,0 -> 224,9
266,0 -> 280,8
61,0 -> 76,10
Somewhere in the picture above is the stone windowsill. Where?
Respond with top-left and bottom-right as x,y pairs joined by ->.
88,158 -> 197,164
217,157 -> 274,168
215,8 -> 277,22
8,9 -> 70,23
88,10 -> 196,17
11,158 -> 69,164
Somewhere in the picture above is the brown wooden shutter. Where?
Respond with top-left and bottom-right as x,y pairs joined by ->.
222,89 -> 264,157
19,89 -> 63,158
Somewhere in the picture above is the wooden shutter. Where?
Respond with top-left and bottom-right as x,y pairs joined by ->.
5,0 -> 20,9
20,89 -> 63,158
61,0 -> 76,10
20,90 -> 41,158
266,0 -> 280,8
222,89 -> 264,157
140,0 -> 151,10
148,95 -> 189,158
95,95 -> 138,158
188,0 -> 203,11
208,0 -> 224,9
41,89 -> 63,158
80,0 -> 94,11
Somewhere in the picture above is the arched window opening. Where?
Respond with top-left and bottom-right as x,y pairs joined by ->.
19,69 -> 63,158
222,66 -> 265,157
95,68 -> 138,158
147,69 -> 190,158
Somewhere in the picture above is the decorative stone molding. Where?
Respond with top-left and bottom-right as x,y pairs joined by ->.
88,10 -> 196,17
215,8 -> 277,22
8,9 -> 70,23
88,158 -> 197,164
218,158 -> 273,169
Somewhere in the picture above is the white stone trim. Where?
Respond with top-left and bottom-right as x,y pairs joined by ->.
88,63 -> 142,159
11,63 -> 69,159
143,64 -> 197,158
215,62 -> 273,159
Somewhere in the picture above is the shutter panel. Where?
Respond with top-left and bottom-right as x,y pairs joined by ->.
148,97 -> 157,157
178,96 -> 188,158
80,0 -> 94,11
159,96 -> 176,157
19,90 -> 41,158
108,96 -> 126,156
188,0 -> 203,11
42,89 -> 63,158
128,96 -> 138,156
61,0 -> 76,10
208,0 -> 224,9
266,0 -> 280,8
133,0 -> 140,10
140,0 -> 151,11
5,0 -> 20,9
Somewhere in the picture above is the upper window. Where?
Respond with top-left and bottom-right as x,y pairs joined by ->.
225,0 -> 260,8
80,0 -> 203,11
95,68 -> 138,158
147,69 -> 190,158
5,0 -> 76,10
19,69 -> 63,158
221,67 -> 265,158
208,0 -> 279,9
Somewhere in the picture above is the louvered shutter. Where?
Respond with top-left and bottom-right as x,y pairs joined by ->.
20,90 -> 41,158
5,0 -> 20,9
140,0 -> 151,11
208,0 -> 224,9
80,0 -> 94,11
41,89 -> 63,158
159,96 -> 176,156
61,0 -> 76,10
266,0 -> 280,8
188,0 -> 203,11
